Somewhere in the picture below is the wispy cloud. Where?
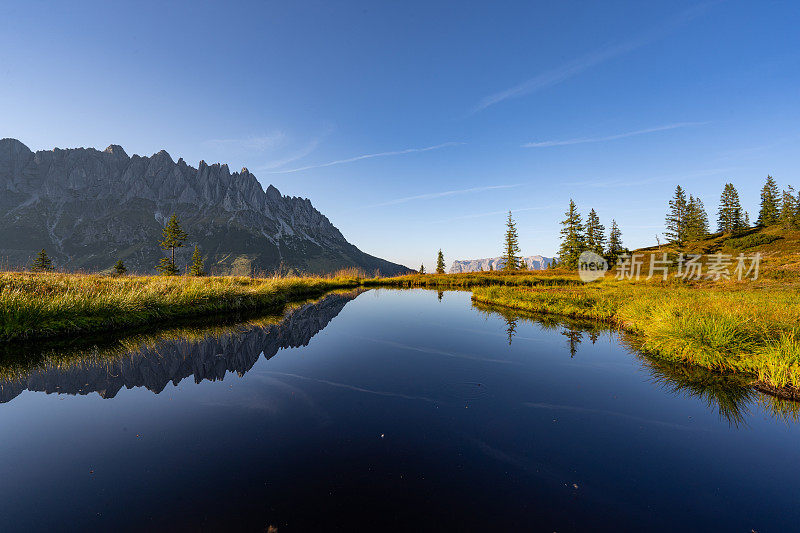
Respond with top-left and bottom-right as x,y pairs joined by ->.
523,122 -> 707,148
370,184 -> 520,208
434,205 -> 559,224
565,167 -> 735,188
265,142 -> 464,174
471,3 -> 715,113
254,138 -> 323,171
204,133 -> 286,151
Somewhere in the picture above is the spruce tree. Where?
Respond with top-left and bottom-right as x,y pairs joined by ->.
435,250 -> 446,274
31,249 -> 54,272
717,183 -> 743,234
585,208 -> 606,255
189,245 -> 205,276
558,199 -> 585,269
112,260 -> 127,276
419,264 -> 425,275
757,175 -> 781,226
156,214 -> 188,276
780,186 -> 798,230
501,211 -> 522,271
665,185 -> 687,243
605,219 -> 624,265
684,195 -> 709,241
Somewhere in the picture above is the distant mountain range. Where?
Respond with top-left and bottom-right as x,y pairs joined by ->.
449,255 -> 552,273
0,138 -> 409,275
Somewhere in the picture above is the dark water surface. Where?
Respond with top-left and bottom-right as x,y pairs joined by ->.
1,289 -> 799,531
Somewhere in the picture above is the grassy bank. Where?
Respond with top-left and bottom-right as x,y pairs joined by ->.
367,270 -> 580,289
0,271 -> 363,342
471,281 -> 800,390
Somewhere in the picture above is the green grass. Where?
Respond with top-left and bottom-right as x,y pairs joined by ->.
470,280 -> 800,390
0,270 -> 364,341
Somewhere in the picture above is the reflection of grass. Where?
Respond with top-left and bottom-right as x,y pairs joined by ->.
471,281 -> 800,390
475,300 -> 800,425
0,271 -> 364,342
0,289 -> 363,383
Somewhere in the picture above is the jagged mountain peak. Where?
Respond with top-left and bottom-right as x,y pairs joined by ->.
0,139 -> 409,276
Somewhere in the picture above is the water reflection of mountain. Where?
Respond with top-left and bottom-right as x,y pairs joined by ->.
0,290 -> 363,403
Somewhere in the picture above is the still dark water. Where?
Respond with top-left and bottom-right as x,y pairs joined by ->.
1,289 -> 799,531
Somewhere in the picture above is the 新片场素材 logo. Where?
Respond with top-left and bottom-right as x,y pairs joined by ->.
578,251 -> 608,282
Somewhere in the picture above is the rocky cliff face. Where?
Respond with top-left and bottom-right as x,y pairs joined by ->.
449,255 -> 552,273
0,290 -> 363,403
0,138 -> 408,275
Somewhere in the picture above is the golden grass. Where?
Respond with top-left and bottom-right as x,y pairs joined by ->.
0,270 -> 364,341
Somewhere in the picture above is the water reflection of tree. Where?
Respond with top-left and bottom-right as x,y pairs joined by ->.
504,317 -> 517,345
471,299 -> 800,426
561,328 -> 582,358
437,290 -> 444,302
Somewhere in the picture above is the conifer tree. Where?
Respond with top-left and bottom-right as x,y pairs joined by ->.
605,219 -> 624,265
156,214 -> 188,276
31,249 -> 54,272
419,264 -> 425,275
717,183 -> 743,234
112,260 -> 127,276
743,211 -> 750,229
585,208 -> 606,255
684,195 -> 709,241
780,186 -> 798,230
665,185 -> 687,243
558,199 -> 585,269
189,245 -> 205,276
757,175 -> 781,226
436,250 -> 446,274
501,211 -> 522,271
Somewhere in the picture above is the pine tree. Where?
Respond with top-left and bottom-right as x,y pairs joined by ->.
780,186 -> 798,230
743,211 -> 750,229
419,264 -> 425,275
501,211 -> 522,271
585,208 -> 606,255
717,183 -> 743,234
757,175 -> 781,226
156,214 -> 188,276
31,249 -> 54,272
112,260 -> 127,276
605,219 -> 624,265
558,199 -> 585,269
665,185 -> 687,243
684,195 -> 709,241
435,250 -> 446,274
189,245 -> 205,276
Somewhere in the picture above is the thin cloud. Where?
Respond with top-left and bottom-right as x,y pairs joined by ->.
435,205 -> 560,223
471,3 -> 715,113
266,142 -> 464,174
565,167 -> 736,188
524,122 -> 707,148
204,133 -> 286,151
370,184 -> 521,208
254,138 -> 323,171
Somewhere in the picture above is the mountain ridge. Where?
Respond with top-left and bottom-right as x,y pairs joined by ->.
449,255 -> 552,273
0,138 -> 410,275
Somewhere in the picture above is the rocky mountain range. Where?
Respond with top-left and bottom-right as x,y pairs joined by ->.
449,255 -> 552,273
0,138 -> 409,275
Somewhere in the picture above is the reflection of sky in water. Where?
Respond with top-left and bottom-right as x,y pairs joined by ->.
0,288 -> 798,531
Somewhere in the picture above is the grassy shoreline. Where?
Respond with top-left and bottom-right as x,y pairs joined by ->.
3,269 -> 800,394
470,281 -> 800,392
0,271 -> 363,342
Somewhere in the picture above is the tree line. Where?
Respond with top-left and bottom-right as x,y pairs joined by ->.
664,175 -> 800,246
557,201 -> 625,269
30,213 -> 206,276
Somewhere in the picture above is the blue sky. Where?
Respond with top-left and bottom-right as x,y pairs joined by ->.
2,1 -> 799,269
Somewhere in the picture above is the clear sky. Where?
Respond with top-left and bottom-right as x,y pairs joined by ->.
2,1 -> 799,269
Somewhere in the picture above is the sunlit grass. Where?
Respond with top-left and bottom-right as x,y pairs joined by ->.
471,280 -> 800,389
0,270 -> 364,341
